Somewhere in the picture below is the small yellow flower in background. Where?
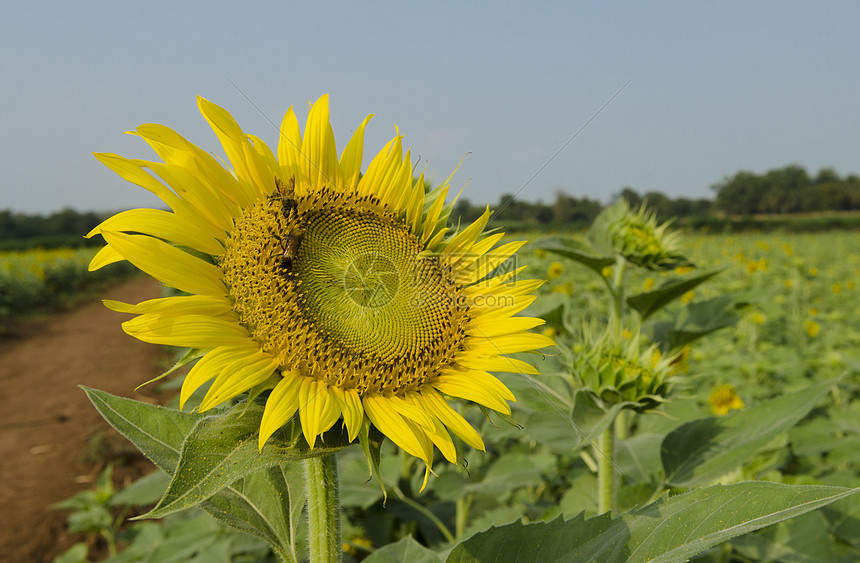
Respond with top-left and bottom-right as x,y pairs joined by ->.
534,248 -> 546,259
782,243 -> 794,257
548,261 -> 563,279
808,307 -> 819,316
756,241 -> 771,251
542,327 -> 558,340
642,277 -> 655,291
847,280 -> 856,290
674,265 -> 694,276
552,281 -> 573,295
808,266 -> 818,277
756,258 -> 768,272
622,329 -> 632,340
601,265 -> 613,278
832,282 -> 842,295
785,279 -> 794,289
804,319 -> 821,338
745,260 -> 761,274
343,537 -> 373,557
709,384 -> 744,415
751,311 -> 766,324
681,290 -> 695,304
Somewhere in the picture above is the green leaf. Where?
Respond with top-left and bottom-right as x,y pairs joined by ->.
732,510 -> 836,563
364,535 -> 443,563
464,452 -> 556,498
662,380 -> 834,488
646,292 -> 756,350
52,542 -> 89,563
81,386 -> 202,472
83,388 -> 311,561
524,292 -> 570,335
139,401 -> 347,519
447,482 -> 860,563
626,268 -> 722,321
109,470 -> 171,507
537,236 -> 615,277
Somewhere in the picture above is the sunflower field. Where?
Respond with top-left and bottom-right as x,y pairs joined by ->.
0,247 -> 136,328
61,97 -> 860,562
68,225 -> 860,563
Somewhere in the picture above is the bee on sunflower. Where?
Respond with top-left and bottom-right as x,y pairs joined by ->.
88,95 -> 553,487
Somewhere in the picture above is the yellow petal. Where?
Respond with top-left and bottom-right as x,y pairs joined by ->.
88,244 -> 125,271
443,207 -> 491,258
197,97 -> 272,201
330,387 -> 363,441
301,94 -> 342,191
467,316 -> 546,338
277,106 -> 303,184
358,134 -> 401,201
363,395 -> 431,463
457,355 -> 539,376
259,372 -> 303,449
131,123 -> 250,209
103,295 -> 235,319
387,394 -> 436,431
181,346 -> 255,408
101,231 -> 226,297
419,389 -> 484,451
433,370 -> 515,414
93,152 -> 181,210
143,160 -> 239,233
339,114 -> 373,192
199,352 -> 279,411
88,208 -> 224,256
122,313 -> 249,349
466,333 -> 556,355
299,378 -> 339,449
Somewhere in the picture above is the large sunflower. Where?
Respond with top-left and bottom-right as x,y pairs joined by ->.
89,95 -> 552,482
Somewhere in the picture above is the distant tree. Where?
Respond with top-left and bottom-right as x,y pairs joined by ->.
614,187 -> 642,208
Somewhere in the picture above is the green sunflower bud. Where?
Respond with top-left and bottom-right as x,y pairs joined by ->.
590,199 -> 688,271
573,331 -> 673,412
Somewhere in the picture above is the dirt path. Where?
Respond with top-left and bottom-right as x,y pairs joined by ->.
0,277 -> 166,562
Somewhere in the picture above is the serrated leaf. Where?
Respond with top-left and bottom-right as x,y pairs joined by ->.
662,380 -> 834,488
626,268 -> 722,321
364,535 -> 443,563
447,482 -> 860,563
140,401 -> 348,519
537,236 -> 615,277
83,388 -> 310,561
82,386 -> 202,472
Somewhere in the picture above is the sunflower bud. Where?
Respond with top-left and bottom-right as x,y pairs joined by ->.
591,200 -> 687,270
572,331 -> 673,412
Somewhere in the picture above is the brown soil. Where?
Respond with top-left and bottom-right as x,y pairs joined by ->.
0,277 -> 167,562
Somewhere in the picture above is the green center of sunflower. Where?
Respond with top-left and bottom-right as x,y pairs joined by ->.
220,186 -> 469,395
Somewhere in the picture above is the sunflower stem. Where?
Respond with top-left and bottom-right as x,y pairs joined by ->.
304,455 -> 342,563
597,423 -> 616,515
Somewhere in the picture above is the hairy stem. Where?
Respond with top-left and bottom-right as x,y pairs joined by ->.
304,455 -> 342,563
597,424 -> 616,515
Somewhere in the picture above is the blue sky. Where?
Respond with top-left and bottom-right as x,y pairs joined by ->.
3,1 -> 859,214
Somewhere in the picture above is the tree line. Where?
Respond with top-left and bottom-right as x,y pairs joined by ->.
455,165 -> 860,227
2,165 -> 858,248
